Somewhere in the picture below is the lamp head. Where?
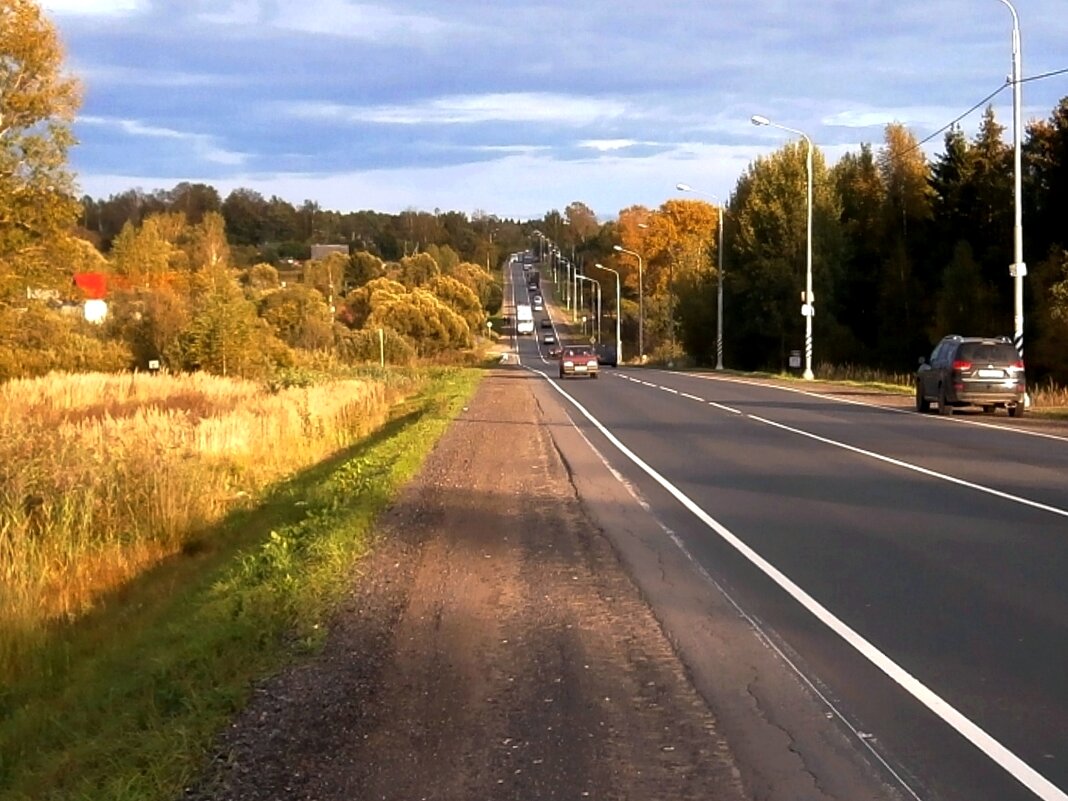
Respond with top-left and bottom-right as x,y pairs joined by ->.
612,245 -> 623,252
751,115 -> 770,127
595,263 -> 604,269
676,183 -> 692,192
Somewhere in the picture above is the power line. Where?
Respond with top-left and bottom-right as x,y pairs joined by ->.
1019,65 -> 1068,84
901,65 -> 1066,156
908,83 -> 1008,153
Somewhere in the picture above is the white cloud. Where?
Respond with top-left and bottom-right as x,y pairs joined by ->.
79,116 -> 248,166
268,0 -> 464,41
76,65 -> 242,89
287,93 -> 630,127
822,106 -> 971,130
579,139 -> 641,152
196,0 -> 263,26
40,0 -> 144,15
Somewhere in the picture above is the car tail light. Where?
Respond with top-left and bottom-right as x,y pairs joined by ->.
952,360 -> 972,371
1011,359 -> 1025,371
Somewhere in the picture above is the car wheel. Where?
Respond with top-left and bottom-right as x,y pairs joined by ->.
915,383 -> 930,413
982,405 -> 996,415
559,371 -> 565,379
938,385 -> 953,415
1008,403 -> 1024,418
591,373 -> 599,379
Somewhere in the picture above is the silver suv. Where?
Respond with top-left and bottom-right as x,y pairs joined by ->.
916,335 -> 1025,417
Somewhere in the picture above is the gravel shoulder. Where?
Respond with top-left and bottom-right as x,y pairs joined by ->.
187,369 -> 750,801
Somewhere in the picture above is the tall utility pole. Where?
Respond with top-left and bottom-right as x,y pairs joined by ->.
997,0 -> 1026,382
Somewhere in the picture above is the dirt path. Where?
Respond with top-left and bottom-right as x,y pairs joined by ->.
188,370 -> 750,801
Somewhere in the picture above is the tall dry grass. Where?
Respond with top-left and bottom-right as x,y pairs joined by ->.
0,370 -> 423,678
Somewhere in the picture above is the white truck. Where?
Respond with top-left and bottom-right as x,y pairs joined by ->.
516,303 -> 535,335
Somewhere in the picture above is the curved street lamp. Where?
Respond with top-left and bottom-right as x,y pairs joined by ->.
751,114 -> 815,380
676,183 -> 726,370
595,263 -> 622,365
613,244 -> 645,361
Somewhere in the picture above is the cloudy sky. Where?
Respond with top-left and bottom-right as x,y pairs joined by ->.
41,0 -> 1068,221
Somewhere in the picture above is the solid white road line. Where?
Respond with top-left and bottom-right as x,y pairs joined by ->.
532,367 -> 1067,801
748,414 -> 1068,520
687,372 -> 1068,444
565,417 -> 925,801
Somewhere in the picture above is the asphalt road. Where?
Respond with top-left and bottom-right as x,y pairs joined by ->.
503,254 -> 1068,801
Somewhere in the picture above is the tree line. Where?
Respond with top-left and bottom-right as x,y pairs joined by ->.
581,101 -> 1068,383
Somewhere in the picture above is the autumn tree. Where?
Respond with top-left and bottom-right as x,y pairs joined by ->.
175,267 -> 277,377
109,217 -> 176,286
347,250 -> 384,290
390,252 -> 440,288
727,142 -> 842,369
367,288 -> 469,355
242,262 -> 279,293
258,284 -> 334,350
338,277 -> 407,330
0,0 -> 81,302
1025,99 -> 1068,261
449,260 -> 500,313
428,274 -> 483,332
833,143 -> 885,354
875,123 -> 933,364
105,284 -> 191,368
185,211 -> 231,273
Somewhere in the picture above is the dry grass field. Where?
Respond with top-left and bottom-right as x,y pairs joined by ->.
0,369 -> 424,680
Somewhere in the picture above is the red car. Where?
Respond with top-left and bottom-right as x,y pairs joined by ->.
558,345 -> 599,379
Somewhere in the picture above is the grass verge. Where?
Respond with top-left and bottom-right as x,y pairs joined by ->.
0,367 -> 482,801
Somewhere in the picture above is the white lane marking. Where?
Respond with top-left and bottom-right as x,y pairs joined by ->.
681,392 -> 704,402
641,381 -> 657,387
531,366 -> 1067,801
687,372 -> 1068,445
660,386 -> 679,395
748,414 -> 1068,520
710,402 -> 742,415
563,416 -> 924,799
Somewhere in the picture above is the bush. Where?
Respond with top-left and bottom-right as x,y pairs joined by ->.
0,305 -> 132,381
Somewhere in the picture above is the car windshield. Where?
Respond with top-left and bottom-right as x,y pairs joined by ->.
958,343 -> 1018,363
564,348 -> 594,357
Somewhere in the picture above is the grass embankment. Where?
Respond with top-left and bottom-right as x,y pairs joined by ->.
0,367 -> 482,801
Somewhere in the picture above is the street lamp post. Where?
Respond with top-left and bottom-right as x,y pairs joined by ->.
577,274 -> 601,341
676,183 -> 726,370
996,0 -> 1026,375
751,114 -> 815,380
572,257 -> 579,323
595,263 -> 622,365
613,244 -> 645,361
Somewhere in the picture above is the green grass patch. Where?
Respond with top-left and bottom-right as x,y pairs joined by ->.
0,367 -> 483,801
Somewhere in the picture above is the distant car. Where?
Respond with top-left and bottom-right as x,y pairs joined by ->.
548,346 -> 562,359
594,344 -> 617,368
540,318 -> 553,329
558,345 -> 599,379
916,335 -> 1025,416
543,333 -> 556,345
533,295 -> 542,304
522,263 -> 530,272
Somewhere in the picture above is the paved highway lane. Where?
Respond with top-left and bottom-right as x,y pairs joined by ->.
519,346 -> 1067,801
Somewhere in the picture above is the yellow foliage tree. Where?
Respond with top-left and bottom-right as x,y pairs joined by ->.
0,0 -> 81,302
